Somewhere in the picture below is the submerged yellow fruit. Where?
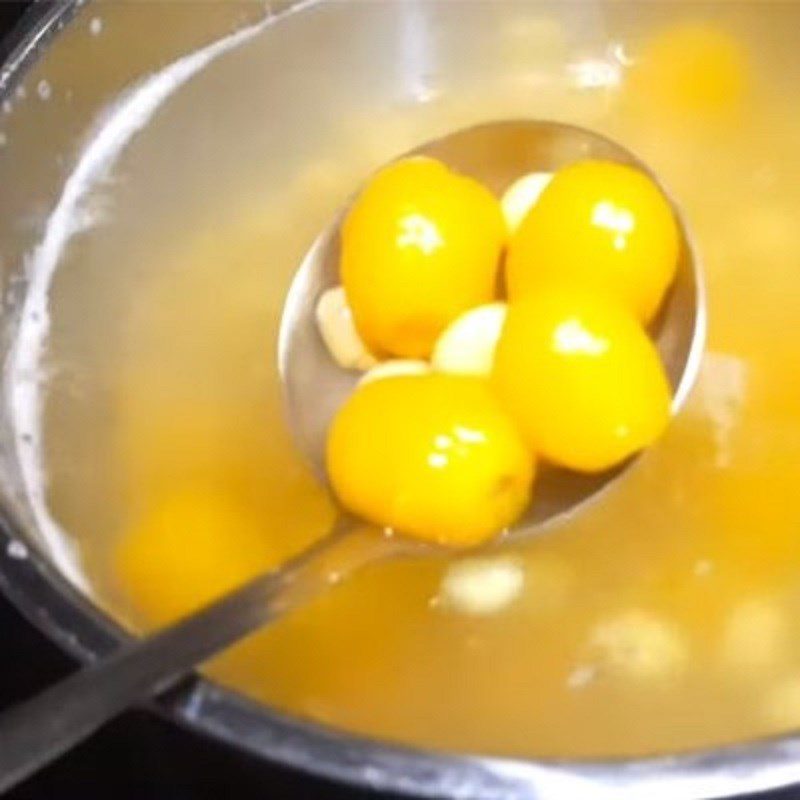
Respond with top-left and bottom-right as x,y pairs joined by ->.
326,374 -> 533,546
115,487 -> 278,626
629,23 -> 748,121
506,160 -> 680,324
341,157 -> 505,359
493,290 -> 672,472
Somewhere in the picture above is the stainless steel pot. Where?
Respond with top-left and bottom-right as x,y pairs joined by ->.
2,3 -> 800,797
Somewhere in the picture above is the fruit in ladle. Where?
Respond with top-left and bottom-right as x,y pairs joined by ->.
341,157 -> 505,359
326,374 -> 533,546
506,160 -> 680,324
493,289 -> 672,472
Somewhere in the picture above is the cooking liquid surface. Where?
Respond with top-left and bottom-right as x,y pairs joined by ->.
30,1 -> 800,758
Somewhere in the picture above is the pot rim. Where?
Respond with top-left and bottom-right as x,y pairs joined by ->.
3,3 -> 800,798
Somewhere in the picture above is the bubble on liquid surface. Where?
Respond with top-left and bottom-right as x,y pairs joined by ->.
15,85 -> 26,100
37,80 -> 51,101
694,559 -> 714,577
567,663 -> 598,690
2,100 -> 11,114
6,540 -> 28,560
89,16 -> 103,36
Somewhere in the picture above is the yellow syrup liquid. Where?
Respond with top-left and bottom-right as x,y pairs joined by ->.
38,1 -> 800,758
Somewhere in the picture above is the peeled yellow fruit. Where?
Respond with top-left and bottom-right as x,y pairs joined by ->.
506,160 -> 680,324
326,374 -> 533,546
340,157 -> 505,359
493,290 -> 672,472
431,302 -> 507,377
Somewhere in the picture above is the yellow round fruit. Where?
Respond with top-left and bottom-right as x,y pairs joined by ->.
326,374 -> 533,546
629,23 -> 748,121
115,487 -> 278,626
506,160 -> 680,324
492,290 -> 672,472
340,157 -> 505,359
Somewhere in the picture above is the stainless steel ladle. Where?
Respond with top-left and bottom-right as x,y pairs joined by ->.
0,120 -> 705,793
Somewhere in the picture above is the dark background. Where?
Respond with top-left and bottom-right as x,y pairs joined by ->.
0,1 -> 797,798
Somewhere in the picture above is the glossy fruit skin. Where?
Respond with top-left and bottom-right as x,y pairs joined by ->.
492,290 -> 672,473
326,374 -> 533,547
340,157 -> 505,359
506,160 -> 680,324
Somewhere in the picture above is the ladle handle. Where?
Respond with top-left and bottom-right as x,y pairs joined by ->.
0,517 -> 385,794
